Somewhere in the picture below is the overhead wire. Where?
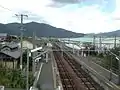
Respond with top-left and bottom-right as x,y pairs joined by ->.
0,4 -> 12,12
0,4 -> 22,21
0,4 -> 37,20
0,4 -> 48,23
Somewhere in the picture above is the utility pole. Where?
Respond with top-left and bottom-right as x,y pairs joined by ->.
114,36 -> 116,48
26,48 -> 29,90
32,32 -> 36,74
93,35 -> 96,47
77,49 -> 79,56
93,35 -> 96,54
118,51 -> 120,85
73,44 -> 74,54
46,52 -> 48,63
99,36 -> 102,53
15,14 -> 28,70
109,54 -> 113,81
61,43 -> 63,58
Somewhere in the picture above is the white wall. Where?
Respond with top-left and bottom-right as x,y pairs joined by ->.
18,40 -> 34,49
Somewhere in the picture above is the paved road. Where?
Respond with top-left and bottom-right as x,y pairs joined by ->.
37,59 -> 54,90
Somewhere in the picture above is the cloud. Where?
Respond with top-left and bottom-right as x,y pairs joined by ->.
47,5 -> 110,33
45,0 -> 119,33
110,0 -> 120,18
0,0 -> 119,34
0,0 -> 52,11
41,4 -> 120,34
51,0 -> 80,4
48,2 -> 66,8
14,10 -> 49,23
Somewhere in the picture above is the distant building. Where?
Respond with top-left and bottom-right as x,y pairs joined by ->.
0,42 -> 20,69
0,33 -> 18,42
18,40 -> 34,49
0,33 -> 8,41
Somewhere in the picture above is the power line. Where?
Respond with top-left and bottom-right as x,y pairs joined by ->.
0,4 -> 12,12
0,4 -> 47,24
0,4 -> 46,22
0,4 -> 18,17
15,14 -> 28,70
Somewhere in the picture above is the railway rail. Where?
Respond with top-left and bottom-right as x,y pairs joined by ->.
63,52 -> 104,90
52,44 -> 104,90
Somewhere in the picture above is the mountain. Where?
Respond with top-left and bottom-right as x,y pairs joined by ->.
0,22 -> 84,38
96,30 -> 120,37
85,30 -> 120,37
84,33 -> 95,37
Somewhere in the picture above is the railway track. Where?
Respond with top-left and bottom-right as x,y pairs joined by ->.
53,51 -> 87,90
63,53 -> 104,90
54,52 -> 76,90
52,44 -> 104,90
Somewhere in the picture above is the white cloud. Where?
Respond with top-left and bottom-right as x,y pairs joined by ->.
0,0 -> 120,34
0,0 -> 52,10
111,0 -> 120,18
0,0 -> 53,23
43,5 -> 113,33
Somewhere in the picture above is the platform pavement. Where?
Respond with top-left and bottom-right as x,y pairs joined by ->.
74,55 -> 119,84
37,56 -> 54,90
68,52 -> 120,90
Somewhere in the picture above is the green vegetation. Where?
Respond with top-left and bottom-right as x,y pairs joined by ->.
92,47 -> 120,74
0,69 -> 34,88
0,51 -> 34,89
82,42 -> 92,47
83,41 -> 120,74
22,51 -> 32,71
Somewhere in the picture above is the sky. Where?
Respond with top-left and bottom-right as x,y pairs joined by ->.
0,0 -> 120,33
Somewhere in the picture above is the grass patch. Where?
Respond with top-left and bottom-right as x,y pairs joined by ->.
0,69 -> 34,89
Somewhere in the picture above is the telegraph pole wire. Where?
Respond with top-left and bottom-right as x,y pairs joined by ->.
0,4 -> 17,14
15,14 -> 28,70
0,4 -> 12,11
32,31 -> 36,74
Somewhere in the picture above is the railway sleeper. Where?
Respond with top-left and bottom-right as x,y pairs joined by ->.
86,83 -> 95,89
71,67 -> 97,89
79,74 -> 97,86
86,88 -> 96,90
80,78 -> 96,87
54,52 -> 98,90
62,81 -> 75,88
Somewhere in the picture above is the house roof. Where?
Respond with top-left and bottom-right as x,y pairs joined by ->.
6,43 -> 18,48
1,48 -> 21,59
2,42 -> 19,49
